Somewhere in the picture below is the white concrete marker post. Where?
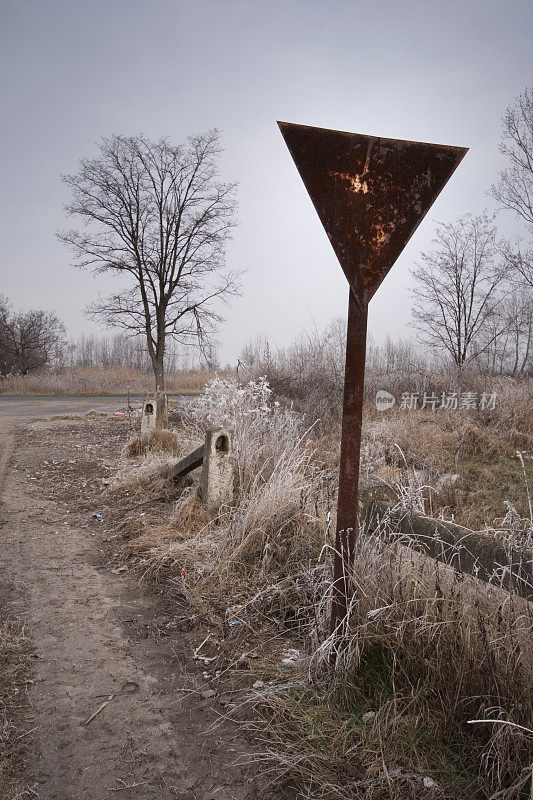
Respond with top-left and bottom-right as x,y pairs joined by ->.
140,399 -> 157,439
201,428 -> 234,512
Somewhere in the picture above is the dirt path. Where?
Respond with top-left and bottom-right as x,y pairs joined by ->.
0,417 -> 264,800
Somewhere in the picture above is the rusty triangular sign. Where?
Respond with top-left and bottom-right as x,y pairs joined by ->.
278,121 -> 468,305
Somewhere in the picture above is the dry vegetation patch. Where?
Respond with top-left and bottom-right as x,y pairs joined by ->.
0,365 -> 221,396
361,383 -> 532,531
98,377 -> 532,799
249,536 -> 533,799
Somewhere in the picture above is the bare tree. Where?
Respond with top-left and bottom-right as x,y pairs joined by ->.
491,87 -> 533,289
0,296 -> 65,375
410,213 -> 506,367
0,294 -> 10,373
503,291 -> 533,376
59,131 -> 240,423
491,87 -> 533,229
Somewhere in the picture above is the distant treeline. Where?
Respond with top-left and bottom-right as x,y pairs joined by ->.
61,333 -> 205,373
239,320 -> 532,417
0,296 -> 208,377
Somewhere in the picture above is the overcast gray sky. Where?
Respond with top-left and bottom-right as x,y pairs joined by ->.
1,0 -> 532,364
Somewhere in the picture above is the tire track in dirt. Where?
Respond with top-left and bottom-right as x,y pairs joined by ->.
0,417 -> 263,800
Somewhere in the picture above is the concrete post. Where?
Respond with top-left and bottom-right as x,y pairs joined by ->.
140,399 -> 157,439
201,428 -> 234,512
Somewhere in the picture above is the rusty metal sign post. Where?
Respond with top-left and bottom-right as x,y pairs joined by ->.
278,121 -> 467,646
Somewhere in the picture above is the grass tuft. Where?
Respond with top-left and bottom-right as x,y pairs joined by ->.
123,428 -> 183,458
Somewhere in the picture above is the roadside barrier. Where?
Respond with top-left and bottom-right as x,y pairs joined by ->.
361,480 -> 532,602
169,427 -> 234,512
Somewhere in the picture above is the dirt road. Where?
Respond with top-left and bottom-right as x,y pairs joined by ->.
0,412 -> 264,799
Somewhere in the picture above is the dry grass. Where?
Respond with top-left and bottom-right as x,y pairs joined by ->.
0,365 -> 222,396
105,376 -> 532,799
246,532 -> 532,799
360,380 -> 533,530
123,427 -> 184,458
0,617 -> 33,799
109,453 -> 184,500
109,425 -> 203,501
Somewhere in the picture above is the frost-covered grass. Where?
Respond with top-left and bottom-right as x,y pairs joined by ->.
111,375 -> 532,799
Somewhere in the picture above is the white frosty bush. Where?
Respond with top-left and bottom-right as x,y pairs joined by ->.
182,376 -> 307,492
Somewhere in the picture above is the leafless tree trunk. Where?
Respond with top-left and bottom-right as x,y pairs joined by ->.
509,293 -> 533,375
59,131 -> 240,426
482,293 -> 533,376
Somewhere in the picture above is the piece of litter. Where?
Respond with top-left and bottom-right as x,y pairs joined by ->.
91,513 -> 103,522
107,780 -> 148,792
423,777 -> 437,789
228,619 -> 242,626
95,681 -> 139,699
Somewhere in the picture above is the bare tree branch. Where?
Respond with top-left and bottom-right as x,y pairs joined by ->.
491,86 -> 533,304
490,87 -> 533,229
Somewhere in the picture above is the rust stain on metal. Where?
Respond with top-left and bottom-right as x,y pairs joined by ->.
278,122 -> 468,307
277,121 -> 468,644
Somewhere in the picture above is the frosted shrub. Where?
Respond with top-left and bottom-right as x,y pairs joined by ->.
183,377 -> 307,492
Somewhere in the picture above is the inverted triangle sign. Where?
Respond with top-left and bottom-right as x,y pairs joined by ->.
278,122 -> 468,304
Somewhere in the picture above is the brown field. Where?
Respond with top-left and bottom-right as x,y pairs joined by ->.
0,365 -> 225,396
